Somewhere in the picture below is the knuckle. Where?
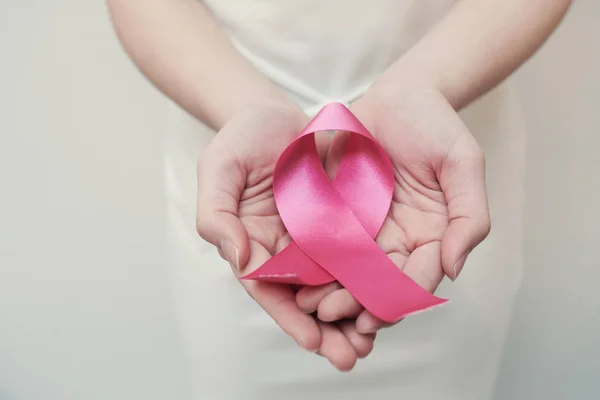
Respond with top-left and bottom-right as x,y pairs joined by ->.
195,211 -> 210,238
469,146 -> 486,167
477,214 -> 492,239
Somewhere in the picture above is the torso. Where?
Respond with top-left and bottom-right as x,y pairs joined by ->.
163,2 -> 526,399
202,0 -> 456,111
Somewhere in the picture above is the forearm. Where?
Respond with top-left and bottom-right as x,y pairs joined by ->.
106,0 -> 297,131
367,0 -> 572,110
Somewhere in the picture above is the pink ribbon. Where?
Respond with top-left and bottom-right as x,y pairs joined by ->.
242,103 -> 447,323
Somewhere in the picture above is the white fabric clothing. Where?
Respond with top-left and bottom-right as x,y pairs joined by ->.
163,1 -> 526,399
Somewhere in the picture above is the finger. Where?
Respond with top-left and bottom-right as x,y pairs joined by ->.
295,282 -> 342,314
196,140 -> 250,271
317,321 -> 357,372
355,311 -> 392,335
317,289 -> 364,322
402,240 -> 445,293
439,133 -> 491,280
356,241 -> 444,333
338,320 -> 376,359
239,241 -> 321,352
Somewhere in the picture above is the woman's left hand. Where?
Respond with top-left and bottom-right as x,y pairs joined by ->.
296,88 -> 491,335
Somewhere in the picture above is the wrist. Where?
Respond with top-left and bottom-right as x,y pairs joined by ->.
355,47 -> 471,116
364,70 -> 440,107
250,93 -> 307,126
220,95 -> 308,136
211,88 -> 306,132
352,81 -> 443,131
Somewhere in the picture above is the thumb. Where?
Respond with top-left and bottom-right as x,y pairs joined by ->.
195,143 -> 250,271
439,133 -> 491,280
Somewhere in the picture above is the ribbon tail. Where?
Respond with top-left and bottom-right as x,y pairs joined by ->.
241,242 -> 335,285
356,280 -> 449,323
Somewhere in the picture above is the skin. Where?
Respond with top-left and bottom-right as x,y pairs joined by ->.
297,88 -> 491,335
107,0 -> 572,371
195,105 -> 371,371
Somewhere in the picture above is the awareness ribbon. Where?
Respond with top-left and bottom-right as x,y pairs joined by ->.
242,103 -> 447,323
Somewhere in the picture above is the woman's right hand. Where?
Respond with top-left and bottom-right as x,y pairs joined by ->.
195,103 -> 375,371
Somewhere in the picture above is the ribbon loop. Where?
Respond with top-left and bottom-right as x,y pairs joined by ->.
242,103 -> 447,323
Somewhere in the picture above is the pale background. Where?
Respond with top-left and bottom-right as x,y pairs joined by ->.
0,1 -> 598,399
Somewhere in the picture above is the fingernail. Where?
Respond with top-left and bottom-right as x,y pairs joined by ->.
218,237 -> 239,270
451,251 -> 470,281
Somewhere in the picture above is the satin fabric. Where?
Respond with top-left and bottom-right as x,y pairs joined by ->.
244,103 -> 446,322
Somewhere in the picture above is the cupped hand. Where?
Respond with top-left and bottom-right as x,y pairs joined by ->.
297,88 -> 491,334
195,103 -> 375,371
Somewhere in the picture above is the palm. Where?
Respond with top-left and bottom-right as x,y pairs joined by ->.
376,169 -> 448,294
228,109 -> 324,266
238,148 -> 289,259
302,89 -> 490,333
197,105 -> 375,371
364,88 -> 483,291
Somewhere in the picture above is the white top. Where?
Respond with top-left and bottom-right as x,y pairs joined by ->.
202,0 -> 455,113
164,2 -> 526,399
